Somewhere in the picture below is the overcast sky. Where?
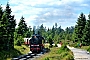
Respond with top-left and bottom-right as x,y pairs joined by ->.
0,0 -> 90,29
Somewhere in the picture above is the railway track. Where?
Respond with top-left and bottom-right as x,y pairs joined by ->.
12,48 -> 49,60
12,52 -> 44,60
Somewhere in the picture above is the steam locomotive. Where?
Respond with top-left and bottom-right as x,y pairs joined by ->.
29,34 -> 44,53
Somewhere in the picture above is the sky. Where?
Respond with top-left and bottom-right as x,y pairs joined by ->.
0,0 -> 90,29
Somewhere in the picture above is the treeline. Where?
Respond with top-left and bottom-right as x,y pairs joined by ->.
0,3 -> 90,51
0,3 -> 31,51
0,3 -> 75,51
34,13 -> 90,46
34,24 -> 74,44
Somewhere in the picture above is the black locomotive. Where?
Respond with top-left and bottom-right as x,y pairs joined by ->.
30,34 -> 44,53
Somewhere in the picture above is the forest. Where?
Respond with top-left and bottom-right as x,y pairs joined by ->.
0,3 -> 90,51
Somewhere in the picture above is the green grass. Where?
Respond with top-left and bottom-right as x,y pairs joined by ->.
14,45 -> 30,54
69,42 -> 90,52
81,46 -> 90,52
0,45 -> 30,60
37,44 -> 74,60
81,46 -> 89,50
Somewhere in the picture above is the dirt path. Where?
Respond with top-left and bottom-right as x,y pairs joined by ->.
67,46 -> 90,60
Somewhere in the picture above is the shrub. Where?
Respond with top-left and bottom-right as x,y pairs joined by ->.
15,40 -> 21,46
74,44 -> 78,48
48,37 -> 53,48
14,36 -> 24,46
44,57 -> 49,60
49,45 -> 53,48
54,43 -> 57,47
57,45 -> 70,54
60,52 -> 69,57
87,46 -> 90,52
65,55 -> 74,60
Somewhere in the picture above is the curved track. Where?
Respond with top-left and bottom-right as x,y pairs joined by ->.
12,48 -> 48,60
12,52 -> 43,60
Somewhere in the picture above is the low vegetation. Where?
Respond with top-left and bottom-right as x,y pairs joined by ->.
37,44 -> 74,60
87,46 -> 90,52
0,45 -> 30,60
69,41 -> 90,54
81,46 -> 90,52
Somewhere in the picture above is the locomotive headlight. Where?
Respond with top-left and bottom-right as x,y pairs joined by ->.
31,45 -> 34,46
37,45 -> 39,46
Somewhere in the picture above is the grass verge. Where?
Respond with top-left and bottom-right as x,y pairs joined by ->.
0,45 -> 30,60
37,45 -> 74,60
81,46 -> 90,52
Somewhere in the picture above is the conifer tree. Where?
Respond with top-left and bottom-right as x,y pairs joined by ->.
33,26 -> 36,34
51,25 -> 55,38
0,12 -> 9,50
73,13 -> 86,43
17,16 -> 28,37
39,24 -> 45,36
0,5 -> 3,19
83,14 -> 90,45
0,5 -> 3,50
4,3 -> 16,49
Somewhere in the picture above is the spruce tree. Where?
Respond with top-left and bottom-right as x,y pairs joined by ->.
25,26 -> 31,38
51,25 -> 55,38
0,5 -> 3,19
0,12 -> 9,50
0,5 -> 3,50
73,13 -> 86,43
0,5 -> 10,50
4,3 -> 16,49
33,26 -> 36,34
72,25 -> 78,42
83,14 -> 90,45
39,24 -> 45,36
17,16 -> 28,37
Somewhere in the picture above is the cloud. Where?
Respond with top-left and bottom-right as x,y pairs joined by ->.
8,0 -> 90,29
